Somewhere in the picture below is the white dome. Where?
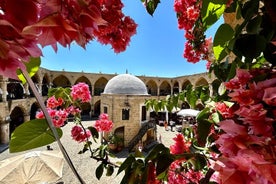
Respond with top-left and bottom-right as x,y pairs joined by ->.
103,74 -> 148,95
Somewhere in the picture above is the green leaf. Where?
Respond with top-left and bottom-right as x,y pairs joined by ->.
117,155 -> 135,175
156,153 -> 173,176
218,82 -> 226,96
241,0 -> 259,20
106,165 -> 114,176
233,34 -> 267,60
189,154 -> 207,171
10,119 -> 62,153
144,0 -> 160,16
196,108 -> 210,121
96,163 -> 104,180
213,23 -> 234,61
17,57 -> 41,84
246,15 -> 262,34
145,143 -> 167,162
88,126 -> 99,140
196,119 -> 212,146
211,112 -> 221,124
201,0 -> 228,29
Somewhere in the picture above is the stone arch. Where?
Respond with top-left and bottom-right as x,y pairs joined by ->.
30,102 -> 40,120
94,100 -> 101,117
194,77 -> 209,87
173,81 -> 179,94
159,80 -> 171,96
42,74 -> 50,96
75,76 -> 91,85
94,77 -> 108,96
146,80 -> 157,96
52,75 -> 71,88
7,79 -> 24,99
114,126 -> 125,146
182,80 -> 191,91
9,106 -> 25,136
80,102 -> 92,120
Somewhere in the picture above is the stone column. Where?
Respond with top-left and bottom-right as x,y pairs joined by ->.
209,83 -> 213,97
24,114 -> 30,122
0,117 -> 10,144
179,84 -> 182,93
91,84 -> 94,96
22,83 -> 30,98
0,79 -> 8,102
157,86 -> 160,96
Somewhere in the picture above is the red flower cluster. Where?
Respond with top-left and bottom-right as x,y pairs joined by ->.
36,108 -> 69,127
93,0 -> 137,53
215,102 -> 234,119
46,96 -> 64,109
167,134 -> 204,183
170,134 -> 190,154
214,69 -> 276,184
0,0 -> 137,79
36,83 -> 90,127
168,159 -> 203,184
94,113 -> 113,132
71,125 -> 91,143
70,82 -> 91,103
173,0 -> 212,63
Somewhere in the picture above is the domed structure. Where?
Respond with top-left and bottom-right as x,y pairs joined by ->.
103,74 -> 148,95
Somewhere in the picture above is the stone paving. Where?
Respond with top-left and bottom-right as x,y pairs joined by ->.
0,121 -> 179,184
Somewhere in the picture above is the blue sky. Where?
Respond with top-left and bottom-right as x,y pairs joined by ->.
41,0 -> 221,78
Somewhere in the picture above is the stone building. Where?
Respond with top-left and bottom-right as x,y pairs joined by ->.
101,74 -> 154,150
0,67 -> 216,146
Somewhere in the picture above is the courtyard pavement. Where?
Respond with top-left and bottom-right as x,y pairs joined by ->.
0,121 -> 179,184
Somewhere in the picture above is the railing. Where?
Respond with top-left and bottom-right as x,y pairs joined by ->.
127,120 -> 156,152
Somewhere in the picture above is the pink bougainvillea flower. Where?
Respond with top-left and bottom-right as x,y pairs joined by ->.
66,106 -> 81,116
71,125 -> 91,143
70,82 -> 91,103
170,134 -> 190,154
215,149 -> 276,184
228,89 -> 254,105
215,102 -> 234,119
237,103 -> 267,122
263,87 -> 276,106
36,108 -> 68,127
47,96 -> 63,108
236,69 -> 252,86
99,113 -> 109,120
53,109 -> 69,127
94,113 -> 113,132
168,159 -> 203,184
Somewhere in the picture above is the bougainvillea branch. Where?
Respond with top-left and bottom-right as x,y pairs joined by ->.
20,69 -> 86,184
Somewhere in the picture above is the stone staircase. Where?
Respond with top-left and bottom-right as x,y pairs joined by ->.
127,120 -> 156,152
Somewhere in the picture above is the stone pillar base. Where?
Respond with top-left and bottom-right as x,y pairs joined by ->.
0,122 -> 10,144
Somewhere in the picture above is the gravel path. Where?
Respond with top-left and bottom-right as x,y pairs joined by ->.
0,121 -> 179,184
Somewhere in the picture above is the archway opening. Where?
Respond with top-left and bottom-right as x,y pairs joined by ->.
9,107 -> 24,136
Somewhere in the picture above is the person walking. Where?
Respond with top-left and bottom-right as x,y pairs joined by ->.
164,120 -> 168,131
169,120 -> 175,131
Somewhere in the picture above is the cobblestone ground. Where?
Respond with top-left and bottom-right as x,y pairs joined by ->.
0,121 -> 179,184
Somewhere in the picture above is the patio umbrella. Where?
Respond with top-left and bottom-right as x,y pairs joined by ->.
0,150 -> 64,184
176,109 -> 200,117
